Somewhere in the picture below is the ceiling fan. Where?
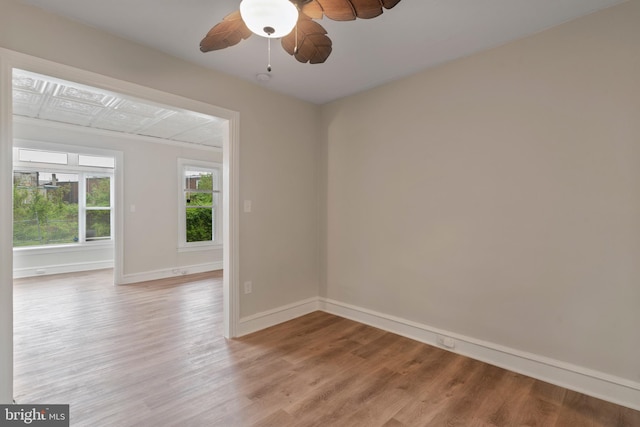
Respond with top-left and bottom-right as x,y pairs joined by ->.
200,0 -> 403,68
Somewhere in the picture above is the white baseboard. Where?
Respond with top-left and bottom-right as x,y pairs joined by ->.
179,289 -> 640,411
13,260 -> 114,279
319,298 -> 640,412
237,297 -> 320,337
118,261 -> 223,285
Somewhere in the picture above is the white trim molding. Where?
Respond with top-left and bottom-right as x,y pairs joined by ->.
118,261 -> 223,285
223,112 -> 240,339
13,261 -> 114,279
319,298 -> 640,412
0,49 -> 15,404
237,298 -> 321,337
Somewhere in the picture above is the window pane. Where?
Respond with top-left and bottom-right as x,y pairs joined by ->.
86,176 -> 110,207
186,207 -> 212,242
78,154 -> 115,168
185,170 -> 215,191
185,191 -> 212,206
86,210 -> 111,241
13,171 -> 37,189
13,171 -> 79,246
18,149 -> 68,165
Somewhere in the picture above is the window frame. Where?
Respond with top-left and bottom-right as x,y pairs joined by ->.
12,146 -> 115,249
177,158 -> 222,252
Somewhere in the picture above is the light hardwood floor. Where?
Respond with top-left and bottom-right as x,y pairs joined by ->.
13,270 -> 640,426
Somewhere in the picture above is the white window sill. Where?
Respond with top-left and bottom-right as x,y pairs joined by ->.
13,241 -> 114,255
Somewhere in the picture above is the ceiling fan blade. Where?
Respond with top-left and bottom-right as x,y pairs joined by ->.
300,1 -> 324,19
200,10 -> 252,53
281,16 -> 332,64
346,0 -> 384,19
381,0 -> 401,9
315,0 -> 356,20
309,0 -> 403,21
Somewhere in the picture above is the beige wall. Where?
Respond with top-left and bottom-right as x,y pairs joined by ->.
321,0 -> 640,383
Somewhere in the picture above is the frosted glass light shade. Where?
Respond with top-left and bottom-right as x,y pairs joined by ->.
240,0 -> 299,38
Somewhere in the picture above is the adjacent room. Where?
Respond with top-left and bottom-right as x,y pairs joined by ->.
0,0 -> 638,425
10,69 -> 226,284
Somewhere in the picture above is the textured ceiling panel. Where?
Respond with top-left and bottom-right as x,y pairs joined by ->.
141,111 -> 214,137
52,84 -> 117,107
13,73 -> 49,117
114,99 -> 172,119
12,69 -> 226,147
174,125 -> 225,145
92,109 -> 158,133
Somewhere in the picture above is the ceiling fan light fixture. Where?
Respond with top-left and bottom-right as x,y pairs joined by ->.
240,0 -> 299,38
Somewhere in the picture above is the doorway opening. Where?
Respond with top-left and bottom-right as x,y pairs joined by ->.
0,53 -> 240,403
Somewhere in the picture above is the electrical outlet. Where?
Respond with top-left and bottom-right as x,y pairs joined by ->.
437,335 -> 456,349
244,281 -> 253,294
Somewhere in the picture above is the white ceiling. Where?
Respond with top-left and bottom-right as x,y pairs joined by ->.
18,0 -> 625,105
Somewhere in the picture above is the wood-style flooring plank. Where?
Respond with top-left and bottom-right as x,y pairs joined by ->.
13,269 -> 639,426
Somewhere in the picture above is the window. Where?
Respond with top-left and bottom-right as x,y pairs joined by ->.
178,159 -> 221,250
85,175 -> 112,241
13,148 -> 114,248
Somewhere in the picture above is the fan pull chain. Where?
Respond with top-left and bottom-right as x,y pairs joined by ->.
267,37 -> 272,73
294,22 -> 299,55
263,26 -> 275,73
